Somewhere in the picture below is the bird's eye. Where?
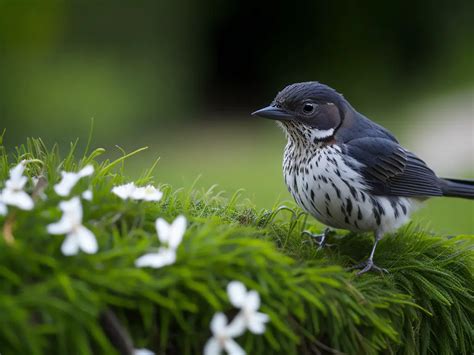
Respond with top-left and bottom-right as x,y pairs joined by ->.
302,103 -> 316,115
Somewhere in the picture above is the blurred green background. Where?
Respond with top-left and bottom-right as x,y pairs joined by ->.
1,0 -> 473,233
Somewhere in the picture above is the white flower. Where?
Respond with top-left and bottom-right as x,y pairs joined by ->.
47,197 -> 98,256
156,215 -> 186,250
5,162 -> 27,190
204,313 -> 246,355
112,182 -> 163,202
112,182 -> 136,199
82,189 -> 93,201
227,281 -> 270,334
132,185 -> 163,201
1,161 -> 34,211
1,188 -> 34,211
134,247 -> 176,268
134,348 -> 155,355
54,165 -> 94,196
134,215 -> 187,269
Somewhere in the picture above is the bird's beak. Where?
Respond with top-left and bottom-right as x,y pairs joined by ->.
251,105 -> 294,121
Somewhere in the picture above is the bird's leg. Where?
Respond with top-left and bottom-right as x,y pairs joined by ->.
350,231 -> 388,275
302,227 -> 332,249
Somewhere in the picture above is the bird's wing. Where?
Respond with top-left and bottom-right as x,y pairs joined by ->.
342,137 -> 443,197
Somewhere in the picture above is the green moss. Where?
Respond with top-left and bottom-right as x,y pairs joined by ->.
0,138 -> 473,354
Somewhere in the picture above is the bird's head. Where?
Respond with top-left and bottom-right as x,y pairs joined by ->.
252,82 -> 349,143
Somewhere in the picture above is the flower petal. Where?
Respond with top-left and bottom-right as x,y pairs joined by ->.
54,165 -> 94,196
9,162 -> 25,181
76,226 -> 98,254
0,201 -> 7,215
59,197 -> 83,223
227,281 -> 247,308
1,190 -> 34,210
225,313 -> 246,338
47,216 -> 73,234
203,337 -> 221,355
134,349 -> 155,355
48,198 -> 83,235
82,189 -> 93,201
112,182 -> 136,200
5,175 -> 28,191
223,339 -> 246,355
14,191 -> 34,210
6,162 -> 27,190
129,186 -> 144,199
210,312 -> 228,334
247,312 -> 270,334
157,247 -> 176,264
59,196 -> 81,212
54,172 -> 81,196
168,215 -> 186,249
135,185 -> 163,202
155,218 -> 170,243
135,248 -> 176,268
78,165 -> 94,178
135,253 -> 160,268
61,233 -> 80,256
245,290 -> 260,311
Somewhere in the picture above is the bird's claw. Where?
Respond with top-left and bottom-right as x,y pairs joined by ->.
349,259 -> 388,275
302,229 -> 332,249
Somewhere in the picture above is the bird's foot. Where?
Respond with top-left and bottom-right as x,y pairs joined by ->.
302,228 -> 332,249
349,259 -> 388,276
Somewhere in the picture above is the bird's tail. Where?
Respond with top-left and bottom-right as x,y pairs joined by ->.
440,178 -> 474,199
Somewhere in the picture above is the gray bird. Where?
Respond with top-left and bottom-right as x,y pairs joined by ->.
252,81 -> 474,274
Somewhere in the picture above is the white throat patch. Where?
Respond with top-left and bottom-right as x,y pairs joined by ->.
311,128 -> 334,140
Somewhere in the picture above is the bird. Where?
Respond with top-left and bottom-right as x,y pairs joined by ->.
252,81 -> 474,274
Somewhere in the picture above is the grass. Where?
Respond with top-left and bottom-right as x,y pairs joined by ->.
0,138 -> 473,355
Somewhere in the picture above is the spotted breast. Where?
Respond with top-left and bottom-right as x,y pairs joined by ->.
283,135 -> 419,235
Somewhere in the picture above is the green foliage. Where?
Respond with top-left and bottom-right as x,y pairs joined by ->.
0,138 -> 473,355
